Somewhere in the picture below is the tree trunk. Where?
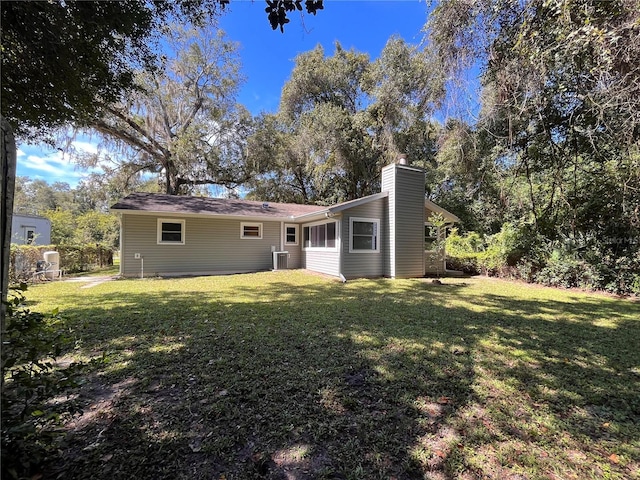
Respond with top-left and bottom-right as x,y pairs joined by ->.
1,116 -> 17,333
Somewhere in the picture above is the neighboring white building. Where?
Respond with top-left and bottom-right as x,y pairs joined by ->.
11,214 -> 52,245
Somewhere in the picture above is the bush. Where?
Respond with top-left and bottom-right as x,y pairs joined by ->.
1,285 -> 86,479
445,229 -> 482,274
478,222 -> 532,275
534,249 -> 602,290
445,223 -> 640,296
445,223 -> 534,276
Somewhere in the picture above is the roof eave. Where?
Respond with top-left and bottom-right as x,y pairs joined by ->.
425,200 -> 461,223
110,208 -> 297,222
327,191 -> 389,214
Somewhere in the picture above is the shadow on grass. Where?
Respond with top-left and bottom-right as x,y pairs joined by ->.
40,276 -> 639,480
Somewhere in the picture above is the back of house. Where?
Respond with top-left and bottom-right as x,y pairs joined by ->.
111,159 -> 459,279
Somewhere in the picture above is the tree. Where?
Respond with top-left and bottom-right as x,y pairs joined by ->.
1,0 -> 325,142
363,36 -> 444,165
264,0 -> 325,32
425,0 -> 640,239
43,209 -> 76,245
74,211 -> 120,248
425,0 -> 640,290
1,118 -> 16,331
13,178 -> 75,215
248,39 -> 443,204
73,27 -> 261,195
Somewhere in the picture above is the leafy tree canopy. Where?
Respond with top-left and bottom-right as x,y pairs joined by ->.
248,39 -> 444,204
1,0 -> 324,141
68,27 -> 262,196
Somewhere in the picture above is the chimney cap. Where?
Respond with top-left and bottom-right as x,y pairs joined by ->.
397,154 -> 408,165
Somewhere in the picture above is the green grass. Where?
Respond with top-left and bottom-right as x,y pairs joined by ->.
25,271 -> 640,479
63,264 -> 120,278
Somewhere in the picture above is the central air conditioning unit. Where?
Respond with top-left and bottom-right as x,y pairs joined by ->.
272,251 -> 289,270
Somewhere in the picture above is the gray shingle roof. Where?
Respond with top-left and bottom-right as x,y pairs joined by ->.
110,193 -> 328,219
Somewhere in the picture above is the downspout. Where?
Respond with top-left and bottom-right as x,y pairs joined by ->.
118,214 -> 124,277
280,221 -> 284,252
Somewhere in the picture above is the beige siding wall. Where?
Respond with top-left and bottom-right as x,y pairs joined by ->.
303,250 -> 340,277
120,214 -> 282,276
340,199 -> 387,279
284,245 -> 302,269
381,164 -> 426,278
381,167 -> 395,277
394,166 -> 426,277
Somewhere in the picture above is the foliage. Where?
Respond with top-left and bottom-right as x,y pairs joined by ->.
43,209 -> 76,246
73,211 -> 120,247
72,27 -> 261,195
21,272 -> 640,479
264,0 -> 324,32
445,223 -> 532,275
247,39 -> 443,204
0,1 -> 229,141
534,249 -> 601,290
40,209 -> 119,249
425,0 -> 640,291
446,223 -> 640,295
1,285 -> 84,479
14,175 -> 160,220
1,0 -> 322,141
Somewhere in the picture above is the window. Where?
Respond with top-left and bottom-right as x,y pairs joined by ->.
157,219 -> 185,245
25,229 -> 35,245
349,217 -> 380,253
241,222 -> 263,239
284,224 -> 298,245
303,221 -> 337,249
424,224 -> 438,250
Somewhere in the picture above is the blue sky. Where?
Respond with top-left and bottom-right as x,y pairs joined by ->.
17,1 -> 438,186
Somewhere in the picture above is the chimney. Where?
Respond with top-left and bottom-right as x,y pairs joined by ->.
381,153 -> 426,278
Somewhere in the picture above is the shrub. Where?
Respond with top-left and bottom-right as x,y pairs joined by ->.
1,285 -> 86,479
445,228 -> 483,274
534,249 -> 601,290
478,222 -> 532,275
445,223 -> 534,276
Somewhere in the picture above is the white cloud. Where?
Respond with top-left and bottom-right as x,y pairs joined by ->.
22,152 -> 84,179
16,137 -> 109,187
71,140 -> 99,155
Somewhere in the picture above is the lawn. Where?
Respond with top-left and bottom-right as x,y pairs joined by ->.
24,271 -> 640,479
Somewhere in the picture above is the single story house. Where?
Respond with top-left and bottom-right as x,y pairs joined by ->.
110,160 -> 460,279
11,213 -> 51,245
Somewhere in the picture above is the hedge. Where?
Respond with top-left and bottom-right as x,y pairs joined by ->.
9,244 -> 114,283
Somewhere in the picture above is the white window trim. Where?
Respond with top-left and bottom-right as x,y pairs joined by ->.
241,222 -> 263,239
284,223 -> 299,246
157,218 -> 185,245
301,219 -> 340,252
349,217 -> 380,253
